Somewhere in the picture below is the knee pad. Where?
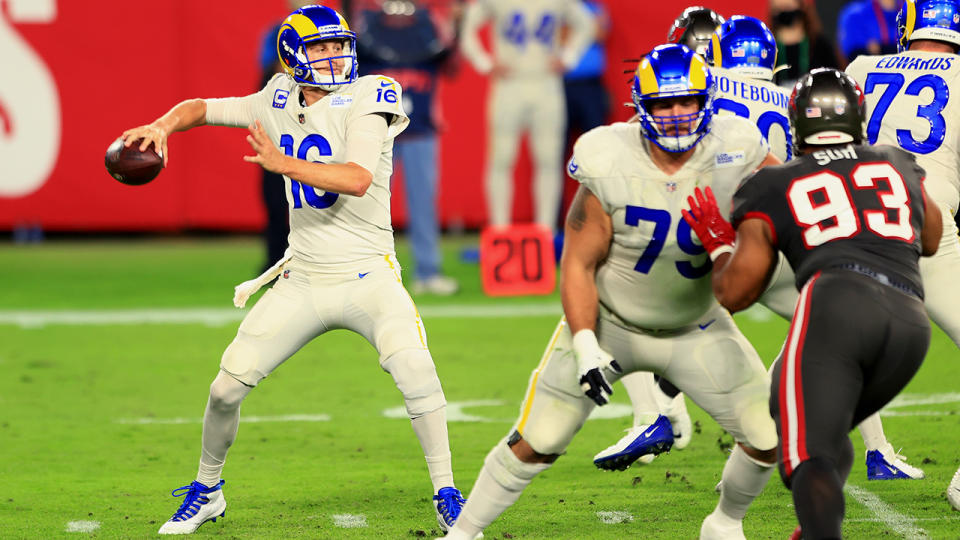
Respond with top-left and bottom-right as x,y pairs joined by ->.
739,398 -> 778,452
208,371 -> 252,411
518,385 -> 587,455
381,348 -> 445,417
220,338 -> 266,387
484,440 -> 551,492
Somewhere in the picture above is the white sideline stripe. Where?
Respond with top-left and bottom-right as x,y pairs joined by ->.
886,393 -> 960,407
845,485 -> 928,539
0,303 -> 562,328
116,414 -> 330,425
331,514 -> 367,528
65,521 -> 100,533
848,516 -> 960,523
596,511 -> 634,524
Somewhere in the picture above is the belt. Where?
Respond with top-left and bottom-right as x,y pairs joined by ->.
831,263 -> 922,300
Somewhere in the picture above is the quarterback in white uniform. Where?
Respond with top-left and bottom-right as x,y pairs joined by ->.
120,5 -> 466,535
460,0 -> 594,228
846,0 -> 960,504
442,44 -> 781,540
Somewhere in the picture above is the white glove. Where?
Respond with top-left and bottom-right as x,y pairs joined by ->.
572,329 -> 622,406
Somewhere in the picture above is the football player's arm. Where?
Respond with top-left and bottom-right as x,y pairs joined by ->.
244,113 -> 387,197
558,0 -> 596,71
459,0 -> 495,74
560,185 -> 611,334
120,99 -> 208,166
711,218 -> 778,313
756,151 -> 782,170
920,188 -> 942,256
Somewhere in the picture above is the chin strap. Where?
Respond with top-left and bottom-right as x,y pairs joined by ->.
233,248 -> 292,308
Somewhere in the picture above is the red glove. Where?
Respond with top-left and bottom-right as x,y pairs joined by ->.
681,186 -> 735,261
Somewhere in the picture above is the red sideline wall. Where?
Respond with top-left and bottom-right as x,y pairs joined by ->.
0,0 -> 765,232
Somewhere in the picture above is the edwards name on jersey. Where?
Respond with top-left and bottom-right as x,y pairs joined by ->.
568,115 -> 769,329
847,51 -> 960,214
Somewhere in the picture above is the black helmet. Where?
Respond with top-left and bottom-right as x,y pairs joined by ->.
667,7 -> 726,58
789,68 -> 866,154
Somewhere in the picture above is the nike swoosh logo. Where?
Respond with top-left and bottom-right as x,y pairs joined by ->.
643,425 -> 658,437
380,80 -> 393,87
358,272 -> 370,279
698,319 -> 716,330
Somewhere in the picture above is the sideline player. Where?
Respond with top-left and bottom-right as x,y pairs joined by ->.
119,5 -> 466,534
684,67 -> 941,539
593,14 -> 795,470
441,44 -> 781,540
846,0 -> 960,493
668,5 -> 726,57
460,0 -> 594,229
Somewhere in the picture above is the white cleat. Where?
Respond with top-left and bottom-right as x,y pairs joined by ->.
700,509 -> 746,540
158,480 -> 226,535
948,467 -> 960,511
593,416 -> 675,471
866,443 -> 924,480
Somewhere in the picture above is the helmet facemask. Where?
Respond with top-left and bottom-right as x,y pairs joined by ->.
299,38 -> 357,91
634,93 -> 713,152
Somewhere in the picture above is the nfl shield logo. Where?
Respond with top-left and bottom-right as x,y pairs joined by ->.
283,269 -> 291,279
666,182 -> 677,193
835,102 -> 846,115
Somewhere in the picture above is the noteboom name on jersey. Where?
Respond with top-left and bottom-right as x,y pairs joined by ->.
873,55 -> 955,71
714,74 -> 788,108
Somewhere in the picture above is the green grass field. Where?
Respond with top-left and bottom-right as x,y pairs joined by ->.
1,236 -> 958,539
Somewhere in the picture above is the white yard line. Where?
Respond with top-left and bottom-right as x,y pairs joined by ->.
0,303 -> 562,328
116,414 -> 330,425
845,484 -> 928,539
65,521 -> 100,533
331,514 -> 367,528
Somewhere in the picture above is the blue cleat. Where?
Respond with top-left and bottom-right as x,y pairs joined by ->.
593,415 -> 675,471
433,486 -> 466,532
158,479 -> 226,534
866,446 -> 924,480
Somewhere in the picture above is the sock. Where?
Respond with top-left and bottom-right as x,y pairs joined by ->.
450,440 -> 551,538
196,372 -> 252,487
620,371 -> 661,425
717,445 -> 775,521
410,408 -> 455,492
791,457 -> 844,539
857,413 -> 887,451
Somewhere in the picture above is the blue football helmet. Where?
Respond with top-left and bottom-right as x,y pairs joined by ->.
897,0 -> 960,52
706,15 -> 777,81
632,44 -> 716,153
277,5 -> 358,90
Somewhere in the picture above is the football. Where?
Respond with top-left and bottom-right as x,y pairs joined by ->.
104,137 -> 163,185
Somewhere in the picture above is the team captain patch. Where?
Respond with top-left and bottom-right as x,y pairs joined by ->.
715,150 -> 746,167
272,89 -> 289,109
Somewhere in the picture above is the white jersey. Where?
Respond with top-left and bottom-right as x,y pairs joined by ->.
460,0 -> 594,77
205,74 -> 408,268
847,51 -> 960,215
711,67 -> 792,162
568,116 -> 769,329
